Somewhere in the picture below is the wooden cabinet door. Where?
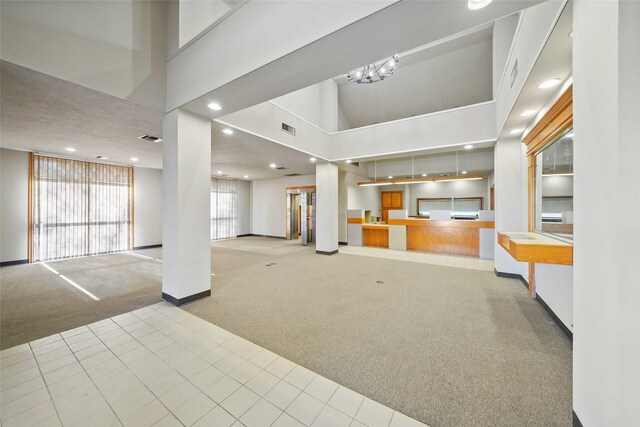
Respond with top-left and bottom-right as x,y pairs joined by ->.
381,191 -> 403,222
391,192 -> 403,208
382,192 -> 392,208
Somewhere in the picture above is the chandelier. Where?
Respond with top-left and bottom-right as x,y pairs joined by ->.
346,55 -> 399,84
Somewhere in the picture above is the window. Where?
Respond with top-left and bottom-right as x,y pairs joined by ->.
210,178 -> 237,240
417,197 -> 483,218
31,154 -> 133,261
534,128 -> 573,240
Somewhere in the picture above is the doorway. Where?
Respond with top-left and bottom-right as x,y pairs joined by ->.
286,187 -> 316,245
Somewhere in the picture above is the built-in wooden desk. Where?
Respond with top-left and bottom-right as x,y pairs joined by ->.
498,232 -> 573,265
387,218 -> 495,256
362,224 -> 389,247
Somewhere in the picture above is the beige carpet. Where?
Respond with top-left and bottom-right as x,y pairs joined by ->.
1,238 -> 572,426
185,239 -> 573,427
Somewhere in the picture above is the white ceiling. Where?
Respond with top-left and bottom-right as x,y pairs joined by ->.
336,27 -> 494,129
1,61 -> 317,180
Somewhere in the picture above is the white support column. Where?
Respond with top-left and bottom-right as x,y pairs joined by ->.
573,1 -> 640,425
315,162 -> 339,255
493,138 -> 528,277
162,109 -> 212,305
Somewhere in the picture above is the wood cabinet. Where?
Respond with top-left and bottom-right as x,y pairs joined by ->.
381,191 -> 403,222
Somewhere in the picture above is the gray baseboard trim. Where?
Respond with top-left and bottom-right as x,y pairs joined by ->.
316,249 -> 338,255
338,241 -> 348,246
236,234 -> 252,238
162,290 -> 211,306
0,259 -> 29,267
573,411 -> 583,427
494,269 -> 573,342
133,244 -> 162,250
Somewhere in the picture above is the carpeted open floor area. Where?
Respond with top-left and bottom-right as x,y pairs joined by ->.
0,237 -> 572,426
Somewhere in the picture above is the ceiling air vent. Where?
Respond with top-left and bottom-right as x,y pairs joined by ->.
276,166 -> 288,170
284,173 -> 301,177
281,123 -> 296,136
138,134 -> 163,143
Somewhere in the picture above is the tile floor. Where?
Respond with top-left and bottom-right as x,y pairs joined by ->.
0,302 -> 428,427
339,246 -> 494,272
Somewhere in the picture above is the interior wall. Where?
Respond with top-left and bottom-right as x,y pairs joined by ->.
0,148 -> 166,262
0,148 -> 29,263
133,167 -> 163,248
339,170 -> 382,242
406,179 -> 490,215
338,38 -> 493,129
0,0 -> 167,110
250,174 -> 315,238
492,13 -> 520,98
541,175 -> 573,196
178,0 -> 237,48
237,179 -> 251,235
536,263 -> 573,331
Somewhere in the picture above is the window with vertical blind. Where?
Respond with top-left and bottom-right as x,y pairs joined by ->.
31,154 -> 133,261
210,178 -> 237,240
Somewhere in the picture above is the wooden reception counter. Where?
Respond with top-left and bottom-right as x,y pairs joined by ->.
362,224 -> 389,247
387,218 -> 495,257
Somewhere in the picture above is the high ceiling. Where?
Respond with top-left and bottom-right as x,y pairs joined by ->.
336,26 -> 494,129
0,61 -> 316,180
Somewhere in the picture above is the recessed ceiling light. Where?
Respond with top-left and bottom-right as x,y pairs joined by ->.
422,173 -> 427,177
461,170 -> 468,175
208,102 -> 222,111
467,0 -> 494,10
270,163 -> 277,169
244,175 -> 249,179
520,110 -> 537,117
464,144 -> 474,150
217,170 -> 222,175
131,157 -> 139,162
538,78 -> 561,89
310,157 -> 317,162
388,176 -> 393,179
345,159 -> 353,164
66,147 -> 76,152
222,128 -> 233,135
510,128 -> 524,135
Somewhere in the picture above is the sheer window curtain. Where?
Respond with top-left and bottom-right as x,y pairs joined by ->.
210,178 -> 238,240
31,154 -> 133,261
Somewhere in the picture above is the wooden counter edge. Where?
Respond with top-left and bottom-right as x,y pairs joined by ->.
388,219 -> 495,228
498,232 -> 573,265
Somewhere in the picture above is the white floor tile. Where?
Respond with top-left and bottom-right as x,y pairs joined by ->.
248,349 -> 279,369
119,398 -> 169,427
245,370 -> 279,396
0,366 -> 41,392
0,376 -> 45,404
158,380 -> 200,411
285,392 -> 324,426
1,343 -> 31,359
354,398 -> 394,427
311,405 -> 352,427
1,350 -> 34,368
228,361 -> 262,384
172,392 -> 217,426
201,346 -> 232,365
272,412 -> 306,427
240,398 -> 283,427
204,375 -> 243,403
265,357 -> 296,379
215,353 -> 246,374
327,386 -> 364,418
220,386 -> 260,418
304,375 -> 338,403
390,411 -> 428,427
264,380 -> 301,410
152,413 -> 183,427
2,400 -> 59,427
192,406 -> 236,427
189,365 -> 226,391
0,387 -> 51,420
284,366 -> 316,390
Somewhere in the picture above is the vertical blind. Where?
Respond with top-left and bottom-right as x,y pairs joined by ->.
210,178 -> 237,240
32,154 -> 133,261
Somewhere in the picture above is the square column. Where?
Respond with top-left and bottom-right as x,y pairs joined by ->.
315,162 -> 339,255
162,109 -> 211,305
573,1 -> 640,425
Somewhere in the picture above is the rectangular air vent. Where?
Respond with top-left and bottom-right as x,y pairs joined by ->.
284,173 -> 300,177
138,134 -> 163,143
281,122 -> 296,136
276,166 -> 288,170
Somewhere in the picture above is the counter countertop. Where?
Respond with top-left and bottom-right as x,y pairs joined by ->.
388,218 -> 495,228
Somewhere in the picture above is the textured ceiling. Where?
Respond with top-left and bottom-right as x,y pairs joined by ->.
0,61 -> 316,180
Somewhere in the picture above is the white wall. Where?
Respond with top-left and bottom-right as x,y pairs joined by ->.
0,0 -> 167,110
178,0 -> 237,48
541,175 -> 572,196
536,264 -> 573,331
493,139 -> 528,276
0,149 -> 29,263
492,13 -> 519,98
250,175 -> 315,237
573,0 -> 640,425
133,167 -> 163,248
237,179 -> 251,235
